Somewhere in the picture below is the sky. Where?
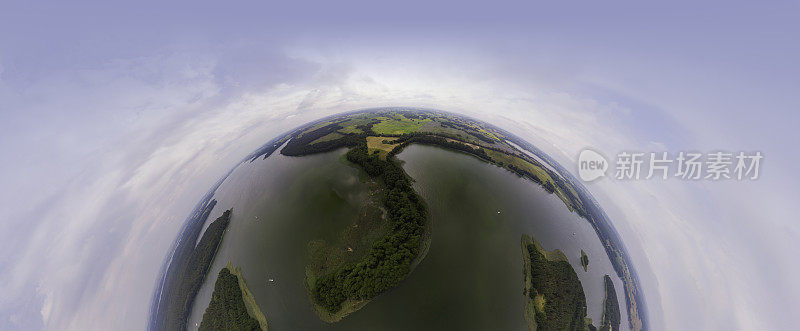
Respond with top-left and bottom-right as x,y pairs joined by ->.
1,1 -> 799,330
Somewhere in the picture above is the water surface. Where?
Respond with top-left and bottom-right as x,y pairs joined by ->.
187,144 -> 628,330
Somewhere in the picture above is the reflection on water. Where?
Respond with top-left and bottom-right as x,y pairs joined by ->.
187,144 -> 628,330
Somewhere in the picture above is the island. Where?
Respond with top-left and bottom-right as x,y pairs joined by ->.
199,263 -> 268,331
521,234 -> 593,331
601,275 -> 621,331
581,250 -> 589,272
285,130 -> 430,321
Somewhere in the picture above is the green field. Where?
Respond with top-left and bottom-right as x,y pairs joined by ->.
335,117 -> 379,134
485,149 -> 555,186
371,116 -> 430,135
365,136 -> 400,159
338,125 -> 364,134
311,132 -> 344,145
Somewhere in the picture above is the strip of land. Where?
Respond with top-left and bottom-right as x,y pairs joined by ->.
152,206 -> 232,331
601,275 -> 621,331
307,144 -> 428,321
581,249 -> 589,272
199,263 -> 267,331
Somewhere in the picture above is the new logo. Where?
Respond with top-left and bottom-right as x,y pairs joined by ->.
578,149 -> 608,182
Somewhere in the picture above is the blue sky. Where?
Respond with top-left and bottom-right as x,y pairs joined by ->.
1,1 -> 798,330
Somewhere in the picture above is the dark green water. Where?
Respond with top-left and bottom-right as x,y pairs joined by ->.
187,144 -> 628,330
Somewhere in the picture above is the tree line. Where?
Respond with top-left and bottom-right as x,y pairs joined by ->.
311,143 -> 427,312
199,267 -> 261,331
167,209 -> 231,330
158,207 -> 232,331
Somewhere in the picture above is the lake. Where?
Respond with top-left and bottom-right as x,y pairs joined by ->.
187,144 -> 629,330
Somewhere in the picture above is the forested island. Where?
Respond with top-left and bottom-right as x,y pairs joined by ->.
581,250 -> 589,272
521,234 -> 591,331
281,121 -> 430,320
199,263 -> 267,331
601,275 -> 621,331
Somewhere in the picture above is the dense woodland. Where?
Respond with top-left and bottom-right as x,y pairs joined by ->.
280,121 -> 376,156
601,275 -> 621,331
199,268 -> 261,331
524,240 -> 588,331
312,143 -> 427,312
